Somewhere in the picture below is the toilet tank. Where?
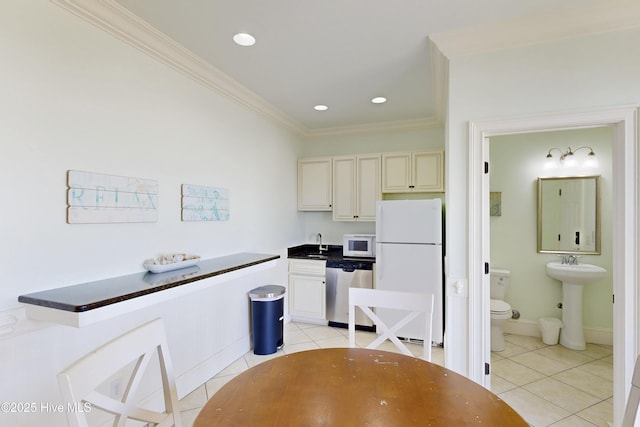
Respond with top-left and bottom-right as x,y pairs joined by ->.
490,268 -> 510,300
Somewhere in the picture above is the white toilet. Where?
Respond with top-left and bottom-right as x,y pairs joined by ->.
490,268 -> 512,352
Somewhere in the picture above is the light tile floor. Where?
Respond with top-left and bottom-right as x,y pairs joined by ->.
492,333 -> 613,427
178,323 -> 613,427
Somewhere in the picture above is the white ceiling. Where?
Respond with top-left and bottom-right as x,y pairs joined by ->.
112,0 -> 632,135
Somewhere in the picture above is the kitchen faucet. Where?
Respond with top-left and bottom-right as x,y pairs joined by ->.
317,233 -> 328,253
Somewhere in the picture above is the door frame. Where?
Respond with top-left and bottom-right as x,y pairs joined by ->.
468,106 -> 638,425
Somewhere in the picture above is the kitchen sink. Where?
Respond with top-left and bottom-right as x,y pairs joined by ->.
305,254 -> 328,259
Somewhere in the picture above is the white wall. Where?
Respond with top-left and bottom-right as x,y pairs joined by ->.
302,127 -> 444,157
0,1 -> 304,425
490,127 -> 614,332
447,27 -> 640,282
444,26 -> 640,375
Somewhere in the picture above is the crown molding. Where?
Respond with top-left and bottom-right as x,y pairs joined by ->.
429,0 -> 640,58
51,0 -> 307,135
51,0 -> 446,138
305,116 -> 442,138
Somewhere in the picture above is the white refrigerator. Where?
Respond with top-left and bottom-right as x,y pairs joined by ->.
375,199 -> 443,345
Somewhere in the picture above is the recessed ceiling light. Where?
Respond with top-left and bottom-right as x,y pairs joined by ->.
314,105 -> 328,111
233,33 -> 256,47
371,96 -> 387,104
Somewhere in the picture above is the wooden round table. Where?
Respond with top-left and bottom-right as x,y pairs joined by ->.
194,348 -> 528,426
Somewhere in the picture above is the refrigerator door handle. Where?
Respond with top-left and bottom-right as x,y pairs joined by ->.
377,245 -> 382,280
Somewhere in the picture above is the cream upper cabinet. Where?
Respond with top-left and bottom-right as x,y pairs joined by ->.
297,157 -> 332,211
382,150 -> 444,193
332,154 -> 381,221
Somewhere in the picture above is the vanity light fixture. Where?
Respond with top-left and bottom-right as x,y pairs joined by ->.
371,96 -> 387,104
314,104 -> 328,111
544,146 -> 598,170
233,33 -> 256,47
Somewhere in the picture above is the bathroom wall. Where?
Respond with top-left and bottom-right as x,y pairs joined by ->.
490,127 -> 614,339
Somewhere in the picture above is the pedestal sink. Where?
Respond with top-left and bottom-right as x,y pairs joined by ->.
546,262 -> 607,350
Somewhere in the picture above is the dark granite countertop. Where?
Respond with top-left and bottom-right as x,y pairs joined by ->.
287,244 -> 375,266
18,252 -> 279,313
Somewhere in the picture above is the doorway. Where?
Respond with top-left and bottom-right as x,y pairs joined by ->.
489,128 -> 613,342
487,128 -> 614,424
467,107 -> 638,425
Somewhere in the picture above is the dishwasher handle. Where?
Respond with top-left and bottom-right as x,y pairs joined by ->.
342,267 -> 355,273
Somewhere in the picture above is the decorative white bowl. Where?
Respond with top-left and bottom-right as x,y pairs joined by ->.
144,254 -> 200,273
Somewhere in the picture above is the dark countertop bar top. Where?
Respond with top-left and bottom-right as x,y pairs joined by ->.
18,252 -> 279,313
287,244 -> 375,265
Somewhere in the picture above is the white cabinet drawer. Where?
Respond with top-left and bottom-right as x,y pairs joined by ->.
289,259 -> 326,276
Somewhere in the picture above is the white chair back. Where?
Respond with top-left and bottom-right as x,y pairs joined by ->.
622,355 -> 640,426
348,287 -> 434,361
58,318 -> 182,427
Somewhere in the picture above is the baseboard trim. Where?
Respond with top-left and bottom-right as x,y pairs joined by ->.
176,335 -> 251,399
503,319 -> 613,346
290,315 -> 329,326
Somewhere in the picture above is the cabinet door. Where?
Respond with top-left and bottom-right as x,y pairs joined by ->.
356,154 -> 381,221
381,152 -> 411,193
412,151 -> 444,192
289,274 -> 326,320
332,156 -> 356,221
298,158 -> 332,211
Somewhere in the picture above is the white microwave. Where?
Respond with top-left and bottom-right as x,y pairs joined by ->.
343,234 -> 376,257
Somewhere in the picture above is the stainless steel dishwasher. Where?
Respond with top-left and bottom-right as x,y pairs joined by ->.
325,259 -> 374,331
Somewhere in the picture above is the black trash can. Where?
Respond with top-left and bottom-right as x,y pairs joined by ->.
249,285 -> 285,355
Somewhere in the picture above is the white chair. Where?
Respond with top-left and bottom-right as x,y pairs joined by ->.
348,287 -> 434,361
58,318 -> 182,427
622,355 -> 640,426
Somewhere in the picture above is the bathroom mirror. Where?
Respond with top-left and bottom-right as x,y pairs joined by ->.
537,176 -> 600,254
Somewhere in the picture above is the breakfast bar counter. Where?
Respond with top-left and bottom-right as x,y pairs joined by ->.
18,252 -> 279,327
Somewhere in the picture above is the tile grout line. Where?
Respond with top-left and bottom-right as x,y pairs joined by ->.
180,325 -> 612,427
495,334 -> 613,426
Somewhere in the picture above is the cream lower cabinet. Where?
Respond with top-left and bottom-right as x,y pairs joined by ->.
382,150 -> 444,193
332,154 -> 381,221
288,259 -> 327,324
297,157 -> 332,211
